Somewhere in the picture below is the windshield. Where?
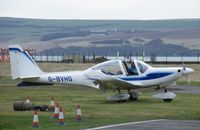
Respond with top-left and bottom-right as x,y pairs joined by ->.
92,60 -> 123,75
91,60 -> 150,76
136,61 -> 149,73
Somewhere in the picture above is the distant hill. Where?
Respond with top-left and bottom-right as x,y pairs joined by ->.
0,17 -> 200,56
41,39 -> 199,56
1,17 -> 200,29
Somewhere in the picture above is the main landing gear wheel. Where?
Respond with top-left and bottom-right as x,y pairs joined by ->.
128,90 -> 140,101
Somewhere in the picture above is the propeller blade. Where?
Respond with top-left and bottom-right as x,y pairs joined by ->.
185,75 -> 191,85
182,61 -> 186,70
188,76 -> 191,85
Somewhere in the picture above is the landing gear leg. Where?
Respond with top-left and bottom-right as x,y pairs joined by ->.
117,88 -> 121,94
164,88 -> 167,93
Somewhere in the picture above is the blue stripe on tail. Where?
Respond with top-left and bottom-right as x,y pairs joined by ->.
9,48 -> 36,65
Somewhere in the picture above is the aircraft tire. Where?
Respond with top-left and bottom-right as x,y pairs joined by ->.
129,92 -> 138,101
163,99 -> 172,102
129,96 -> 137,101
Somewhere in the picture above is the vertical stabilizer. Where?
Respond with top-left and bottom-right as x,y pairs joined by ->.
8,45 -> 43,79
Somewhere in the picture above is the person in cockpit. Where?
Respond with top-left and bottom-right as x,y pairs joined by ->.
128,62 -> 138,75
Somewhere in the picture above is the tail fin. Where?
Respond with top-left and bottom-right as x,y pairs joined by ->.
8,45 -> 43,79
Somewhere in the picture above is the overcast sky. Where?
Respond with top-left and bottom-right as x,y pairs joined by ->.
0,0 -> 199,20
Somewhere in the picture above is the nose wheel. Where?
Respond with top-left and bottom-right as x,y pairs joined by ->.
163,89 -> 173,102
153,88 -> 176,102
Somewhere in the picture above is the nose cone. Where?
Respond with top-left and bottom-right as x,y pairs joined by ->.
183,68 -> 194,75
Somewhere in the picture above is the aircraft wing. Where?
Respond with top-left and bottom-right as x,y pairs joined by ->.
94,77 -> 143,92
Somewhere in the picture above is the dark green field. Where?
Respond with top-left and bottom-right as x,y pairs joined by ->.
0,63 -> 200,130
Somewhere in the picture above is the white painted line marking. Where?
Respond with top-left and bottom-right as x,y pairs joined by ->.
85,119 -> 167,130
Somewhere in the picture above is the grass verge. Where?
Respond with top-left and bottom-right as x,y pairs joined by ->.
0,80 -> 200,130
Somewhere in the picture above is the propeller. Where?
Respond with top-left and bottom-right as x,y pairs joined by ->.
182,62 -> 191,85
185,74 -> 191,85
182,61 -> 186,71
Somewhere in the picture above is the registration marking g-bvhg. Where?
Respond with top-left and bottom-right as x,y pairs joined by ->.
48,76 -> 72,82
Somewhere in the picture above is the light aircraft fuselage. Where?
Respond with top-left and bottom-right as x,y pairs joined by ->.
8,45 -> 194,102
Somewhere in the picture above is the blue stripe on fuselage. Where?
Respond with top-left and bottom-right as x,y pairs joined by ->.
9,48 -> 36,65
119,72 -> 173,81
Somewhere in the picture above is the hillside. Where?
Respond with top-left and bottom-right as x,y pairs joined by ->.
0,17 -> 200,56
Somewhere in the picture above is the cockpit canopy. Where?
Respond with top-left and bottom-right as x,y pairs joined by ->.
92,59 -> 151,76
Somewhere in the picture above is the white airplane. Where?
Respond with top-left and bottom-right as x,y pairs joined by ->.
8,45 -> 194,102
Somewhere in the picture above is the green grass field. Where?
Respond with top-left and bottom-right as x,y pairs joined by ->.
0,62 -> 200,130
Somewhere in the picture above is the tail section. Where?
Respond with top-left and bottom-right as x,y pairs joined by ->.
8,45 -> 43,79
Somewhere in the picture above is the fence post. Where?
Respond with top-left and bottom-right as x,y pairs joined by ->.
40,52 -> 42,62
129,52 -> 132,63
93,52 -> 95,63
83,54 -> 85,63
46,52 -> 49,62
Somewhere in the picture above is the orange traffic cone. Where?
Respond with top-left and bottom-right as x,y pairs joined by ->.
49,97 -> 55,111
53,101 -> 59,118
75,104 -> 82,121
57,107 -> 65,125
26,97 -> 30,103
32,111 -> 39,128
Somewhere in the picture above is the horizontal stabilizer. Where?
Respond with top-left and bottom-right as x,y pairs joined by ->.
19,76 -> 40,80
17,82 -> 53,87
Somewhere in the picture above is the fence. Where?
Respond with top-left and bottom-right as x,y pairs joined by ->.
1,48 -> 200,63
31,54 -> 200,63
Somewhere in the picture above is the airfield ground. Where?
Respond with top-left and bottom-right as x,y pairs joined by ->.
87,119 -> 200,130
0,62 -> 200,130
